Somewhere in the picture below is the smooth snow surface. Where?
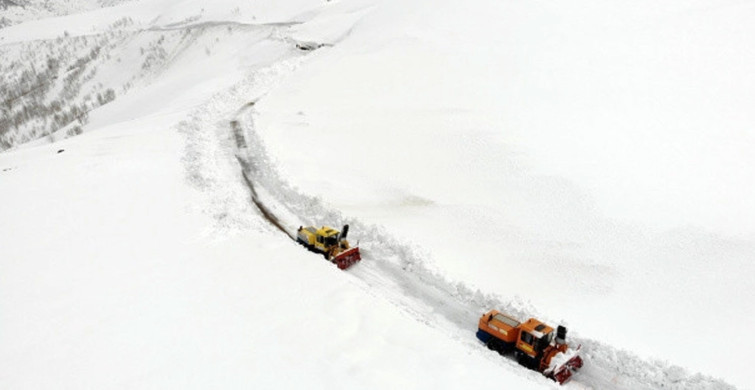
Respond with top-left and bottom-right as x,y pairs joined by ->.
1,0 -> 752,389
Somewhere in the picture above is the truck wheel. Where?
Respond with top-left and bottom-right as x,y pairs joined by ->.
517,353 -> 535,369
516,352 -> 526,366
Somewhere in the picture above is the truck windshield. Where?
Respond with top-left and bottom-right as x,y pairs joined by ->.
537,332 -> 553,350
521,332 -> 534,345
323,236 -> 338,246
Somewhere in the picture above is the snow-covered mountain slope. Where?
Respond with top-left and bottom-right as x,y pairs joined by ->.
1,0 -> 752,389
0,78 -> 549,390
252,0 -> 755,388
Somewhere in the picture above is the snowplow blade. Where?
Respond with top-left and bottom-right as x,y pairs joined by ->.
333,247 -> 361,270
551,352 -> 583,384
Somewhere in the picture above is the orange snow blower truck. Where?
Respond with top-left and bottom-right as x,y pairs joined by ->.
476,310 -> 583,384
296,224 -> 361,270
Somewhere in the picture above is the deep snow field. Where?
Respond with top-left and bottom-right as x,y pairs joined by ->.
1,0 -> 753,389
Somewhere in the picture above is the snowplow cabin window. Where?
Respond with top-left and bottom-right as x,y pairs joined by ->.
493,314 -> 520,328
540,332 -> 553,347
521,332 -> 534,345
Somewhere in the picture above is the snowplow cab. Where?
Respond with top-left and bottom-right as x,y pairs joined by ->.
314,226 -> 340,250
516,318 -> 555,364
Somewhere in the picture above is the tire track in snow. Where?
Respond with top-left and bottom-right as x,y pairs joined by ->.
232,116 -> 295,240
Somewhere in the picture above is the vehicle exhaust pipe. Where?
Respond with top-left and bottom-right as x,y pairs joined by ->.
556,325 -> 567,344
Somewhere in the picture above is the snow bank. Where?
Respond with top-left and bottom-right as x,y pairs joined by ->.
1,0 -> 749,388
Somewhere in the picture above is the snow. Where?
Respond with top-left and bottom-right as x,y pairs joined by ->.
1,0 -> 752,389
546,346 -> 581,375
0,132 -> 543,389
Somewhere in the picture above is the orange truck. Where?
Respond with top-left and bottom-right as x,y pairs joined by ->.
476,310 -> 583,384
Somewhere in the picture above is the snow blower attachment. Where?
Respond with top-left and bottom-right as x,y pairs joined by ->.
296,224 -> 361,270
476,310 -> 583,384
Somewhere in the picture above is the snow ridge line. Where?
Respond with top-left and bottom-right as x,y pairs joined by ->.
147,20 -> 302,33
235,150 -> 295,240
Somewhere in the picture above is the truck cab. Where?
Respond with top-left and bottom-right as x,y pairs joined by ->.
313,226 -> 339,253
515,318 -> 555,368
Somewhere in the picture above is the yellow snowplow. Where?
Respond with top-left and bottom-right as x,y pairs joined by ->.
296,224 -> 361,270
